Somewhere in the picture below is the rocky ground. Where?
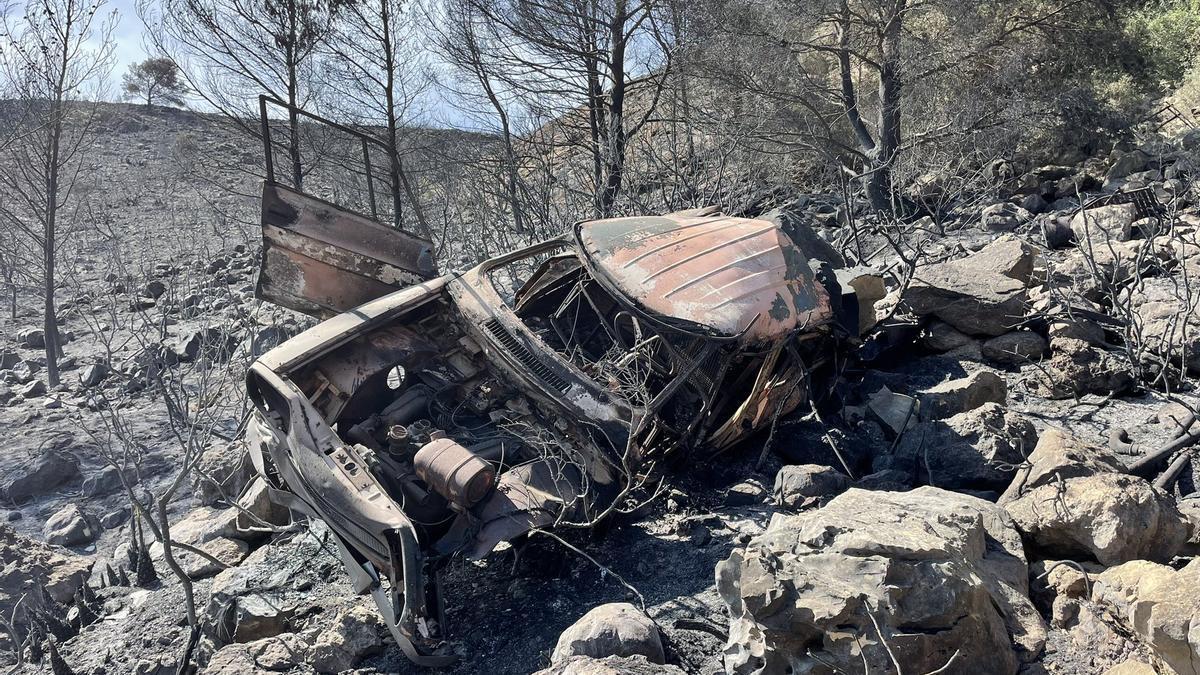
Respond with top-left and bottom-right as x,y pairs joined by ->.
3,106 -> 1200,674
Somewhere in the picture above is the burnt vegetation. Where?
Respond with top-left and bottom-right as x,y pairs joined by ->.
1,0 -> 1200,673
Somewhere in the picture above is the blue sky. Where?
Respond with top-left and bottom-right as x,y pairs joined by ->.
108,0 -> 150,85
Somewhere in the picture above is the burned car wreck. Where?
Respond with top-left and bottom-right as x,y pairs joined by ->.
244,183 -> 851,665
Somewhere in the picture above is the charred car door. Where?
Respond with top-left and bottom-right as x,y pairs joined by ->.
257,182 -> 438,318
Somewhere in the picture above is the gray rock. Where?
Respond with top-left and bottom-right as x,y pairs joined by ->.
982,202 -> 1033,232
81,465 -> 131,497
1032,337 -> 1135,399
968,234 -> 1037,283
1007,473 -> 1187,565
79,363 -> 108,387
172,327 -> 237,363
10,360 -> 36,383
920,320 -> 978,352
1047,315 -> 1107,346
1053,239 -> 1153,300
1123,276 -> 1200,374
854,469 -> 912,491
43,504 -> 100,546
16,327 -> 45,349
144,279 -> 168,299
917,369 -> 1007,420
193,441 -> 253,507
551,602 -> 664,665
100,509 -> 129,528
985,158 -> 1016,183
233,476 -> 291,538
183,537 -> 249,579
231,593 -> 293,643
999,428 -> 1124,504
982,331 -> 1048,367
0,448 -> 80,503
19,379 -> 46,398
1042,217 -> 1074,249
1105,150 -> 1149,182
1021,193 -> 1049,215
535,655 -> 686,675
308,601 -> 385,673
717,487 -> 1043,674
1070,203 -> 1136,245
885,402 -> 1037,492
204,557 -> 300,647
904,244 -> 1030,336
1092,560 -> 1200,675
0,525 -> 92,634
773,464 -> 850,508
724,480 -> 768,507
206,256 -> 230,274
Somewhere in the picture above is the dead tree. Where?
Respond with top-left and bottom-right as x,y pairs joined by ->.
320,0 -> 434,237
0,0 -> 116,386
79,284 -> 251,672
702,0 -> 1095,216
432,0 -> 527,234
443,0 -> 675,218
140,0 -> 341,190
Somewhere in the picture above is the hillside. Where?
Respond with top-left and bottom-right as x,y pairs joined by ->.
1,0 -> 1200,662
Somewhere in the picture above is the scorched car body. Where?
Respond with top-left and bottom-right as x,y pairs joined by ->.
244,183 -> 842,665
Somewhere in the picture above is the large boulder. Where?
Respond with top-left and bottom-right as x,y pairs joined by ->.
43,504 -> 100,546
0,524 -> 92,631
16,327 -> 45,349
1092,559 -> 1200,675
0,448 -> 80,503
879,403 -> 1037,493
982,331 -> 1048,367
551,603 -> 665,665
205,564 -> 298,645
193,441 -> 254,507
1105,150 -> 1149,182
904,242 -> 1030,336
717,487 -> 1043,674
171,327 -> 238,364
773,464 -> 850,508
535,655 -> 686,675
1054,239 -> 1159,300
1031,337 -> 1136,399
982,202 -> 1033,233
970,235 -> 1037,283
307,600 -> 385,673
203,634 -> 311,675
1000,428 -> 1124,503
920,320 -> 977,352
917,370 -> 1007,420
1071,203 -> 1136,245
1006,473 -> 1188,565
1123,276 -> 1200,374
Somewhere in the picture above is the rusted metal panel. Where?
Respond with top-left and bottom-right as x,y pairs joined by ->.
258,182 -> 438,317
574,214 -> 833,344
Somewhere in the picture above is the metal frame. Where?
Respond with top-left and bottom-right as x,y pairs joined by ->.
259,94 -> 389,221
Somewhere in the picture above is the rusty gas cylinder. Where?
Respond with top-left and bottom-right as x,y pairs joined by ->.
413,437 -> 496,509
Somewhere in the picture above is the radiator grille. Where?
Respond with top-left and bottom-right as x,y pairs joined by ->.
483,318 -> 571,393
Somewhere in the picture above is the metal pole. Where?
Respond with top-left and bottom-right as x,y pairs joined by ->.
362,138 -> 377,220
260,96 -> 275,183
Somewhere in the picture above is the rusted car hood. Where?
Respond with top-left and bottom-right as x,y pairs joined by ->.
575,214 -> 834,344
